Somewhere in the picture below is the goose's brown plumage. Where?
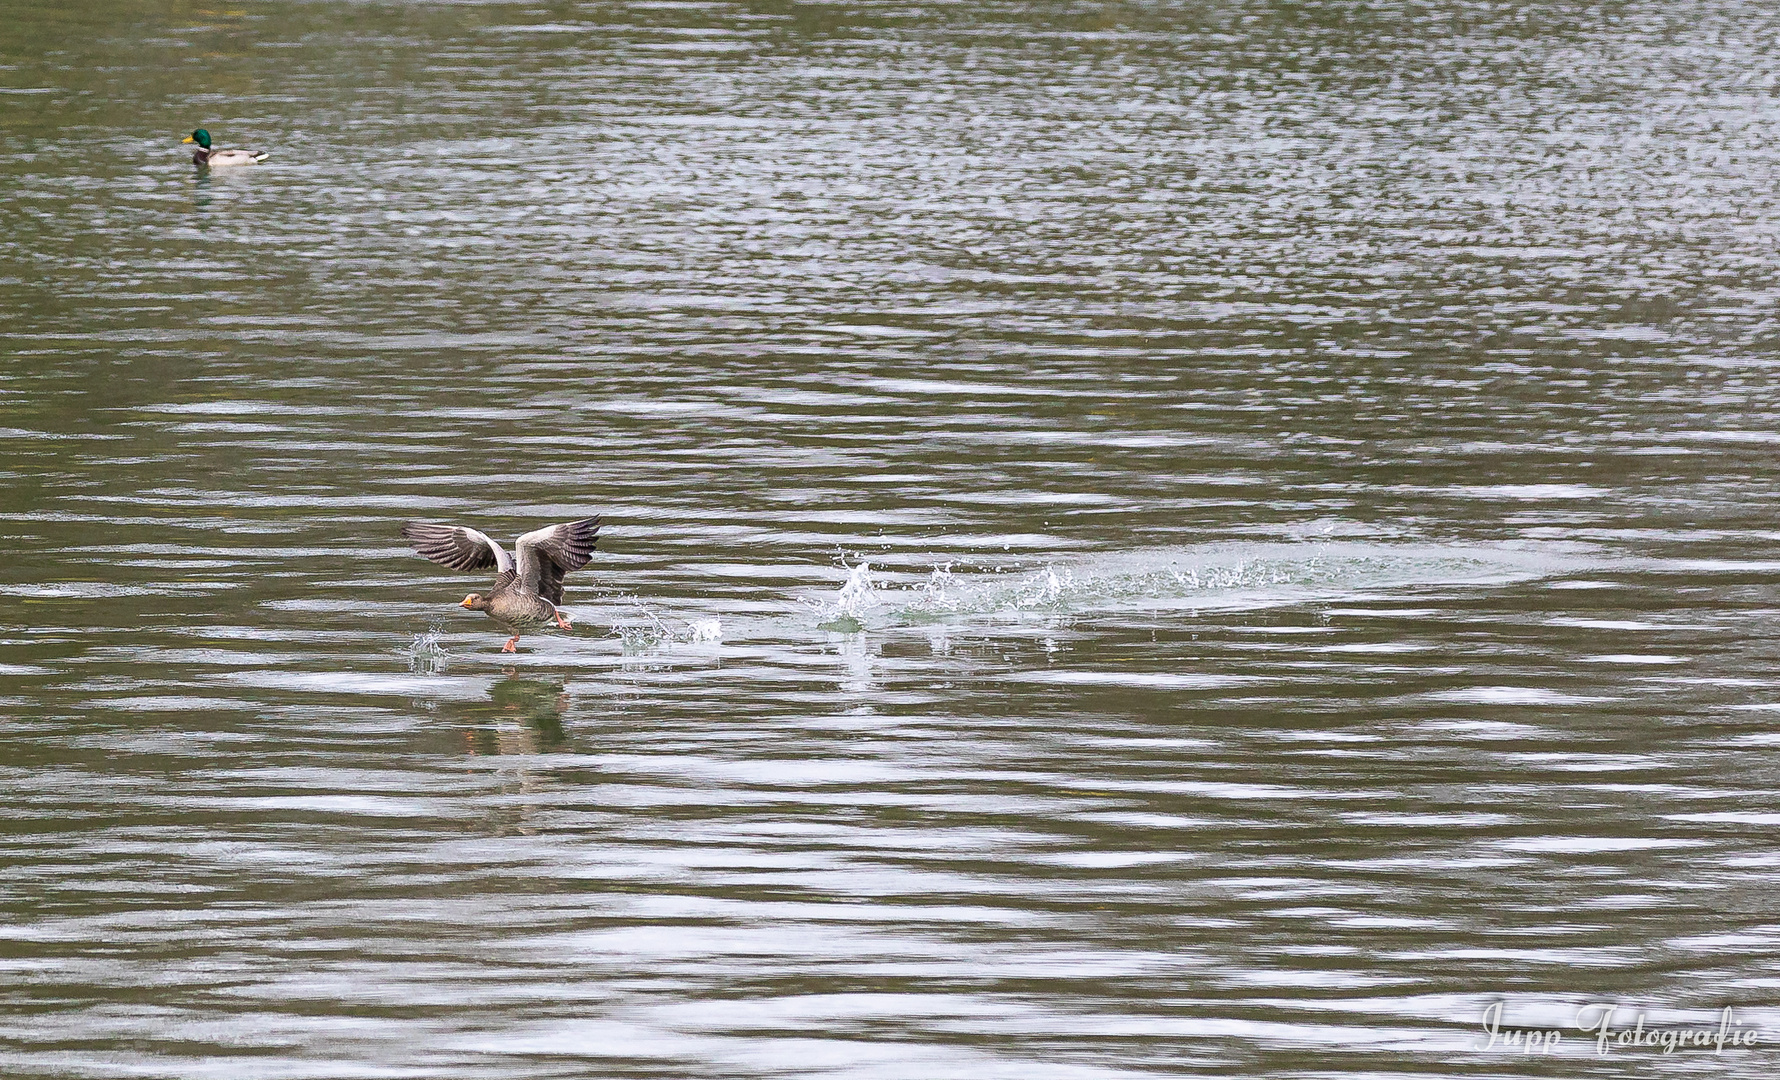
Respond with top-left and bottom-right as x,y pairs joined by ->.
402,517 -> 601,652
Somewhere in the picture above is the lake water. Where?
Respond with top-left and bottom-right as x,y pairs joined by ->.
5,1 -> 1780,1076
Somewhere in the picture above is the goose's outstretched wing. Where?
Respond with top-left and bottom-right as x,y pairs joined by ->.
400,522 -> 514,575
515,516 -> 601,604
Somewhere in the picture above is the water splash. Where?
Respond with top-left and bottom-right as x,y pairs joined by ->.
606,594 -> 724,654
403,628 -> 449,675
867,542 -> 1587,629
918,563 -> 958,610
1015,566 -> 1074,609
813,559 -> 877,633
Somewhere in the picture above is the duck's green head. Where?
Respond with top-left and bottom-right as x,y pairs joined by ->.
182,128 -> 212,149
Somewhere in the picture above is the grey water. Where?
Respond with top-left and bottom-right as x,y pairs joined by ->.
5,1 -> 1780,1076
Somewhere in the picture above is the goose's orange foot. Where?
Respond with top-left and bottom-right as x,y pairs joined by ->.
555,611 -> 573,630
502,636 -> 520,653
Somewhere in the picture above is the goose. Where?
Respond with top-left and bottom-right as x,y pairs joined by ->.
182,128 -> 268,167
401,517 -> 601,652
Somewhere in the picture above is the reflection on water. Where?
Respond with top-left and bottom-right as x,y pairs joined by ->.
6,0 -> 1780,1075
468,673 -> 571,755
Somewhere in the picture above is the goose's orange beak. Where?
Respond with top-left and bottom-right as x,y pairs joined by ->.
182,135 -> 195,143
460,597 -> 475,608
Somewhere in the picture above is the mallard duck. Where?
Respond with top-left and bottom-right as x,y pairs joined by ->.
182,128 -> 268,167
402,517 -> 602,653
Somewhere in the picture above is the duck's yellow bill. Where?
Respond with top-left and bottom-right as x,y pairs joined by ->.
182,135 -> 195,143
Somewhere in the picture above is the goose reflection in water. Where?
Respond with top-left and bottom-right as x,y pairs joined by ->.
462,672 -> 570,755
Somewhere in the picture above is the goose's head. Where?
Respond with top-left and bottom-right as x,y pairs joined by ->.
461,593 -> 490,611
182,129 -> 212,149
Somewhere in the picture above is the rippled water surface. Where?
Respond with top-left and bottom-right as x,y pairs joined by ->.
7,1 -> 1780,1076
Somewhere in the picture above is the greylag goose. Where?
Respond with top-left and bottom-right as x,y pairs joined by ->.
401,517 -> 601,652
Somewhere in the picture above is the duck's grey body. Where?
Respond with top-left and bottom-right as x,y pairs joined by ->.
193,146 -> 268,167
401,517 -> 601,652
